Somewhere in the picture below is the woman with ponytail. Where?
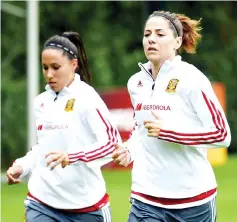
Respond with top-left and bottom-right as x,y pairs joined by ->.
113,11 -> 231,222
6,31 -> 121,222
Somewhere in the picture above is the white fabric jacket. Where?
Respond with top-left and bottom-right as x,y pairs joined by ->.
14,74 -> 121,210
126,56 -> 231,208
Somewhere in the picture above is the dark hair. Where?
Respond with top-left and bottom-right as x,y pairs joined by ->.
146,11 -> 202,54
43,31 -> 91,84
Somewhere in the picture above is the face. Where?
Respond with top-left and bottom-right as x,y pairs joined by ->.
143,16 -> 182,65
42,49 -> 77,92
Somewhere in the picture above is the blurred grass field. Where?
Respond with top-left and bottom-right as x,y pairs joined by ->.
1,154 -> 237,222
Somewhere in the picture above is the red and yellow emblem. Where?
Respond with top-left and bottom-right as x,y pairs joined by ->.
166,79 -> 179,93
65,99 -> 76,112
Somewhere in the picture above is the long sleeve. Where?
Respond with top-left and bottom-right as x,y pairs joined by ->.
158,76 -> 231,148
12,144 -> 39,181
67,98 -> 121,167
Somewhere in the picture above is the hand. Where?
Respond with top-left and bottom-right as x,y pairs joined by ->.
144,111 -> 163,137
45,151 -> 69,170
6,166 -> 23,185
112,143 -> 131,167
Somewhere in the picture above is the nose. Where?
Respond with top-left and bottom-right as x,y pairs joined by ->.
46,70 -> 54,79
148,38 -> 155,45
148,33 -> 156,44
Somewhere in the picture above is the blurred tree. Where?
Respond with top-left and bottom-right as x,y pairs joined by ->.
1,2 -> 27,168
1,1 -> 237,168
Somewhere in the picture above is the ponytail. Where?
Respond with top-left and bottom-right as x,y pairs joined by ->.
176,14 -> 202,54
62,31 -> 91,84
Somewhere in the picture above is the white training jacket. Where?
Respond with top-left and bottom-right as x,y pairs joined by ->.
126,56 -> 231,209
14,74 -> 121,210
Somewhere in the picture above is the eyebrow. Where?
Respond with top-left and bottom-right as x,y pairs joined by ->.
144,29 -> 165,32
42,63 -> 60,66
42,62 -> 59,65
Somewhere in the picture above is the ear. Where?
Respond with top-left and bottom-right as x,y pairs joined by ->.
72,59 -> 78,72
175,36 -> 182,50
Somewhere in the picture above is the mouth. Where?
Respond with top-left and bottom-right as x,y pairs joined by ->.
48,82 -> 57,86
147,47 -> 158,52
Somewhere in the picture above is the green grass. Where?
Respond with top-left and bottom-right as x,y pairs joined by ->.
1,155 -> 237,222
212,155 -> 237,222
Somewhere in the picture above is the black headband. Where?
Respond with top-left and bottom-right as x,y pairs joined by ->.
159,15 -> 181,37
44,43 -> 77,58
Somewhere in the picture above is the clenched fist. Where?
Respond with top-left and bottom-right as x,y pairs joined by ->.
45,151 -> 69,170
144,111 -> 163,137
6,165 -> 23,185
112,143 -> 131,167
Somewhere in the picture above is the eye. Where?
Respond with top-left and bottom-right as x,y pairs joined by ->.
52,66 -> 60,70
144,33 -> 150,37
157,34 -> 164,37
42,66 -> 48,70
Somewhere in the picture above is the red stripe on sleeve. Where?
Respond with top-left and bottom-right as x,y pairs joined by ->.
68,109 -> 118,163
158,91 -> 226,145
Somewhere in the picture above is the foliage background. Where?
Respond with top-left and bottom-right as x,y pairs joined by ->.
2,1 -> 237,167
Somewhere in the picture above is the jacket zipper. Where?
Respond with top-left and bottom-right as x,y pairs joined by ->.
54,92 -> 59,102
139,63 -> 155,96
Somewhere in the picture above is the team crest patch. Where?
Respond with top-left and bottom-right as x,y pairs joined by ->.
166,79 -> 179,93
65,99 -> 76,112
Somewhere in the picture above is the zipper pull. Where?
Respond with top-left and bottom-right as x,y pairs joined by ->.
152,83 -> 155,90
54,92 -> 59,102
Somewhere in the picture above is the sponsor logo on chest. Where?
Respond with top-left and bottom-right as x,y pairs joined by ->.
37,124 -> 68,131
135,103 -> 171,111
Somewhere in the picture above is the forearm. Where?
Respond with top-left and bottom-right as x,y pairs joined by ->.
12,145 -> 38,179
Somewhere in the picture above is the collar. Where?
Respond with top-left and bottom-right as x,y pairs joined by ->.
45,73 -> 81,95
138,55 -> 182,79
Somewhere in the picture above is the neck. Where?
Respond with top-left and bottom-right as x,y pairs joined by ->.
151,63 -> 161,80
67,74 -> 75,87
151,55 -> 176,79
